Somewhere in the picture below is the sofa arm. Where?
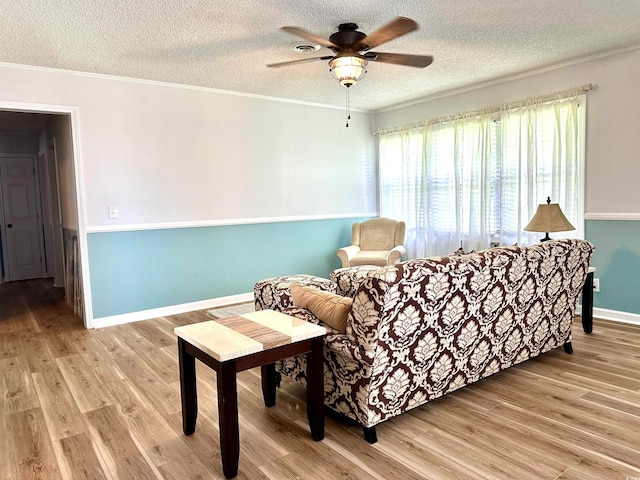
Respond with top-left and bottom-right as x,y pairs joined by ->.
386,245 -> 406,264
336,245 -> 361,268
330,265 -> 383,297
254,274 -> 336,312
325,333 -> 375,367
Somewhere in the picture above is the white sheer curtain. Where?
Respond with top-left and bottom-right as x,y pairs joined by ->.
379,95 -> 585,259
379,127 -> 429,257
500,97 -> 585,245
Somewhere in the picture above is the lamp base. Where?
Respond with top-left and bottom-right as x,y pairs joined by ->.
540,233 -> 552,242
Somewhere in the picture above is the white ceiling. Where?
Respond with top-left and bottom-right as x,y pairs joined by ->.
1,0 -> 640,111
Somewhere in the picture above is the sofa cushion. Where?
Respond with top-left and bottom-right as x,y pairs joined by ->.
291,284 -> 352,333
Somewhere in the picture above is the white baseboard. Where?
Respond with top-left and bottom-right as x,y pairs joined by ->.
592,307 -> 640,327
94,298 -> 640,330
577,304 -> 640,327
92,292 -> 254,329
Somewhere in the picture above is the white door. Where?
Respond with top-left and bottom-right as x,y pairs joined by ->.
0,155 -> 44,281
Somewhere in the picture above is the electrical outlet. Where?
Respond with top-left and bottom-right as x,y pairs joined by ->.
593,278 -> 600,293
108,205 -> 119,219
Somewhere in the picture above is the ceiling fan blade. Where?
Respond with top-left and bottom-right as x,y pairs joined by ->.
267,56 -> 334,68
280,26 -> 338,49
355,17 -> 418,52
366,52 -> 434,68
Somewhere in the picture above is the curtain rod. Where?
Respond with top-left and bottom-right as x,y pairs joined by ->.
373,83 -> 595,136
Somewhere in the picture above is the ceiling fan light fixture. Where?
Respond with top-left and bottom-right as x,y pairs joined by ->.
329,56 -> 367,87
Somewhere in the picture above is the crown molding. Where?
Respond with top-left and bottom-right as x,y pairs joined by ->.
376,43 -> 640,114
0,61 -> 371,113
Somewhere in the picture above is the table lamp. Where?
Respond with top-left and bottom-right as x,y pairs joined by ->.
524,197 -> 575,242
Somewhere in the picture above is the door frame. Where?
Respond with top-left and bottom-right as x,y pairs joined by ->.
0,101 -> 94,328
49,139 -> 65,288
0,153 -> 46,281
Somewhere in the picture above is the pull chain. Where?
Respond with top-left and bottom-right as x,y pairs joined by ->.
345,86 -> 351,128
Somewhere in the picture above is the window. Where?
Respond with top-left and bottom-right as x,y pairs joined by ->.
379,95 -> 585,259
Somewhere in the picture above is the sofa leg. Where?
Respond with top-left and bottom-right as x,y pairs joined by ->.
563,342 -> 573,354
363,426 -> 377,444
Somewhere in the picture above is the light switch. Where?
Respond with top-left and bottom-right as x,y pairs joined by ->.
108,205 -> 119,219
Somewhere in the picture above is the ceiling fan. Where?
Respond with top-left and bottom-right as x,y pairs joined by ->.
267,16 -> 434,88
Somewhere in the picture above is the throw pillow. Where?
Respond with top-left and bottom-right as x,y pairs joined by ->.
290,284 -> 352,333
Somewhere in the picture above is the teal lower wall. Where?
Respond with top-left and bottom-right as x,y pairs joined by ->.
585,219 -> 640,315
88,217 -> 636,319
87,217 -> 368,318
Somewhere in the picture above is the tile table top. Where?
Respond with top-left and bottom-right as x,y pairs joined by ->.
174,309 -> 326,362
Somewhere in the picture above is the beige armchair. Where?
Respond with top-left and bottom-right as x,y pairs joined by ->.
336,217 -> 406,268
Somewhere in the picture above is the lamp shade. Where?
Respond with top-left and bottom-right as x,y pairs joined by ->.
329,56 -> 367,87
524,197 -> 575,241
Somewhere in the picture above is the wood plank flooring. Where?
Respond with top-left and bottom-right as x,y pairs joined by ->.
1,278 -> 640,479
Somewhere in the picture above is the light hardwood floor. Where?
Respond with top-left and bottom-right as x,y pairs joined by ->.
1,279 -> 640,479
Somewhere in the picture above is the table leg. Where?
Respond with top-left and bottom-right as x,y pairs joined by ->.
582,271 -> 594,334
261,363 -> 277,407
306,337 -> 325,441
217,360 -> 239,479
178,337 -> 197,435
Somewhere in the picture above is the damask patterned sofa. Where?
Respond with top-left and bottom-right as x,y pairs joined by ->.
254,238 -> 594,443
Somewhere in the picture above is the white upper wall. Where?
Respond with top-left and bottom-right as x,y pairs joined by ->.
0,64 -> 376,228
374,47 -> 640,216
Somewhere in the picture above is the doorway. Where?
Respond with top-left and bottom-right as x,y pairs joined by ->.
0,108 -> 89,327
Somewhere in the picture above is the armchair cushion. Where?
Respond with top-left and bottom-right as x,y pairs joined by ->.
350,250 -> 392,266
291,284 -> 352,333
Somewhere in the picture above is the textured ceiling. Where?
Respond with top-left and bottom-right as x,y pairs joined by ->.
1,1 -> 640,111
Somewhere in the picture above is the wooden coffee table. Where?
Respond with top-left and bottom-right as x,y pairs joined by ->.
174,309 -> 326,479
